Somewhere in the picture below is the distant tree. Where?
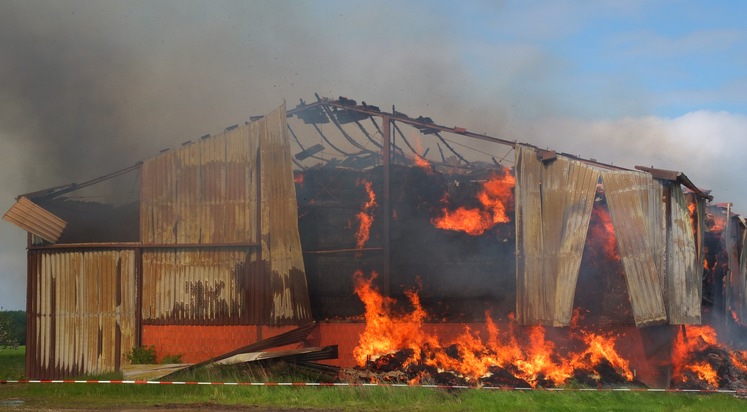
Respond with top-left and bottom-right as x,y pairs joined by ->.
0,310 -> 20,350
5,311 -> 25,345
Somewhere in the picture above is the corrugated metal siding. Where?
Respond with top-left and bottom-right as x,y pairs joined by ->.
515,145 -> 598,326
516,147 -> 701,327
259,107 -> 311,323
600,170 -> 667,326
141,249 -> 252,324
515,145 -> 544,325
726,214 -> 742,322
667,184 -> 701,324
139,104 -> 310,325
737,218 -> 747,322
26,249 -> 136,379
3,196 -> 67,243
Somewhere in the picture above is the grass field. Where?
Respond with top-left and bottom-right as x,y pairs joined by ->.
0,346 -> 25,380
1,347 -> 746,411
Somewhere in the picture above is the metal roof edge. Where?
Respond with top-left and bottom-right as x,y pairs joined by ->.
635,165 -> 713,201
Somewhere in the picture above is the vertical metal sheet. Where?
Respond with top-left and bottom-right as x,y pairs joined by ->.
140,249 -> 249,324
27,249 -> 136,379
737,218 -> 747,322
667,184 -> 701,324
551,158 -> 600,326
515,145 -> 544,325
600,170 -> 667,326
259,106 -> 312,324
139,104 -> 310,325
726,214 -> 742,322
515,145 -> 599,326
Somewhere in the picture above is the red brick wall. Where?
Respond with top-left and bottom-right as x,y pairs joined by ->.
141,324 -> 299,363
140,322 -> 485,367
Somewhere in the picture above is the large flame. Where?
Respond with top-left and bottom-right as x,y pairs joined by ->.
588,197 -> 620,261
355,179 -> 377,252
670,325 -> 747,389
353,271 -> 633,387
432,169 -> 515,236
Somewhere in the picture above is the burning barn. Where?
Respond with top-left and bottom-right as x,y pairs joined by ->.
4,96 -> 747,389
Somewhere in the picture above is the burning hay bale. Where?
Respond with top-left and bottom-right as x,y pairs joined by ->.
671,326 -> 747,390
348,271 -> 643,388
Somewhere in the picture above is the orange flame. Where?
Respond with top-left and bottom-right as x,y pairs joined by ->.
706,211 -> 726,233
413,155 -> 433,174
355,179 -> 377,252
588,202 -> 619,261
353,271 -> 634,387
669,325 -> 743,388
432,169 -> 515,236
411,136 -> 433,174
294,172 -> 304,185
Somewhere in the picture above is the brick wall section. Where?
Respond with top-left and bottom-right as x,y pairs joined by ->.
141,322 -> 488,366
142,325 -> 299,363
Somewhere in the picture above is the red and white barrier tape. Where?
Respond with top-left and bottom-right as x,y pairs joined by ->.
0,380 -> 744,393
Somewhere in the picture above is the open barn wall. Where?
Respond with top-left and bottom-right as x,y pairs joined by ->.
296,164 -> 517,322
515,144 -> 704,327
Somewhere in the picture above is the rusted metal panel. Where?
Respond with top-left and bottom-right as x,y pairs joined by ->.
141,115 -> 260,245
26,249 -> 136,379
600,170 -> 667,326
515,145 -> 599,326
737,218 -> 747,322
3,196 -> 67,243
725,212 -> 743,322
551,158 -> 600,326
140,248 -> 251,324
667,184 -> 701,324
259,106 -> 312,324
515,145 -> 541,325
139,104 -> 310,325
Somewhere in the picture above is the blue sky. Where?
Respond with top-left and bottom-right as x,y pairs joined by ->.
0,0 -> 746,310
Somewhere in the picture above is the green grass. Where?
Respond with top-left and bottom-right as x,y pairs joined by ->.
2,382 -> 746,411
1,348 -> 746,411
0,346 -> 25,380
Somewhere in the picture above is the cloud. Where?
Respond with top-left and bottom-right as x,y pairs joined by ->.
611,29 -> 747,59
518,110 -> 747,211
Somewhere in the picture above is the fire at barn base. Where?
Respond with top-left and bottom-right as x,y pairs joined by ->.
4,96 -> 747,390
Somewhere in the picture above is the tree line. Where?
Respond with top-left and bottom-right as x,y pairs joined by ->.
0,310 -> 25,348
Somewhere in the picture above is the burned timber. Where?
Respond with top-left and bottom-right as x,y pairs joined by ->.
4,95 -> 747,390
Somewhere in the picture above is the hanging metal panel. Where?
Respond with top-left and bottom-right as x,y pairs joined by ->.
26,248 -> 136,379
551,158 -> 600,326
259,106 -> 312,324
737,218 -> 747,323
515,145 -> 598,326
515,144 -> 547,325
3,196 -> 67,243
600,170 -> 667,326
725,213 -> 742,323
667,184 -> 701,324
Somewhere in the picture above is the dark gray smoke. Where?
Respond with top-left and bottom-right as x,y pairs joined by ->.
0,1 -> 744,313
